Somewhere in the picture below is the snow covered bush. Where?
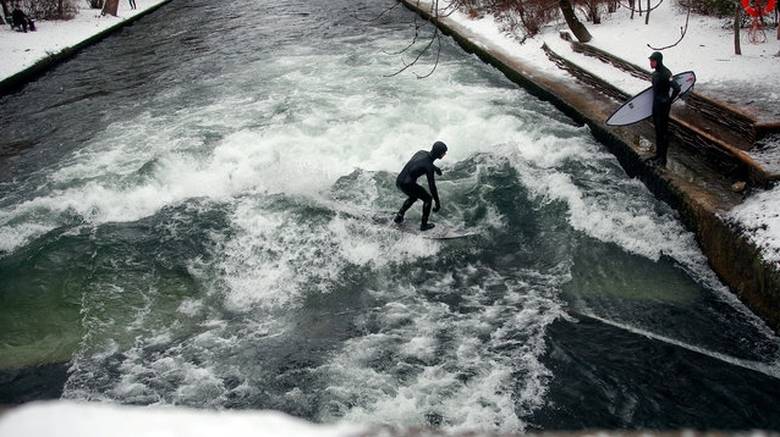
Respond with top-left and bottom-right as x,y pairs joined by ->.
681,0 -> 775,18
576,0 -> 607,23
17,0 -> 78,19
458,0 -> 561,39
680,0 -> 737,17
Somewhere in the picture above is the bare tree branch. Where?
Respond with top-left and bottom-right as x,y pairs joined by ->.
351,1 -> 402,23
414,31 -> 442,79
383,19 -> 423,56
647,5 -> 690,49
383,25 -> 441,78
380,0 -> 456,79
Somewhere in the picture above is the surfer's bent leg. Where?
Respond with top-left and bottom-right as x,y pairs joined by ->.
398,196 -> 417,217
412,184 -> 433,230
395,183 -> 433,229
396,182 -> 420,223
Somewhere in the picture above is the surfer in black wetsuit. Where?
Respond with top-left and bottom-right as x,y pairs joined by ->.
648,51 -> 681,167
394,141 -> 448,231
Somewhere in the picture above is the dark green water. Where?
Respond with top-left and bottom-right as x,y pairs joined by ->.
1,0 -> 779,431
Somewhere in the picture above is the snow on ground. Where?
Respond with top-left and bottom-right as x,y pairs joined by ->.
585,7 -> 780,88
444,1 -> 780,97
732,135 -> 780,265
442,7 -> 572,79
0,401 -> 364,437
0,0 -> 167,82
583,4 -> 780,121
732,183 -> 780,264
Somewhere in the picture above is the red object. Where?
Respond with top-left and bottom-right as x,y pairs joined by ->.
741,0 -> 776,17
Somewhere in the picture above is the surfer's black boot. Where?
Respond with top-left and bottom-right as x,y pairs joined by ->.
645,155 -> 665,168
393,213 -> 404,224
648,155 -> 667,168
420,223 -> 435,231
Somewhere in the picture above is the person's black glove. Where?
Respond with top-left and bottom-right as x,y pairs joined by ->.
434,166 -> 442,176
433,202 -> 441,213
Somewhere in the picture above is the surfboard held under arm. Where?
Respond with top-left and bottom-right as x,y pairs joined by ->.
606,71 -> 696,127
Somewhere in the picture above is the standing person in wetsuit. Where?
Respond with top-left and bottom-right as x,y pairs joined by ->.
648,51 -> 681,167
394,141 -> 447,231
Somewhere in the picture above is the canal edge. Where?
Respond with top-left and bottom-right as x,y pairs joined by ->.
0,0 -> 173,98
399,0 -> 780,333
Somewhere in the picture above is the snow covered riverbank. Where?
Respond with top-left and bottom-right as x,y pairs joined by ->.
443,0 -> 780,108
0,0 -> 169,82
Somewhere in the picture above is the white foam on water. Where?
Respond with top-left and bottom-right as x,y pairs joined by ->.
480,127 -> 780,342
0,221 -> 52,253
65,307 -> 260,406
494,128 -> 780,336
316,266 -> 565,432
178,299 -> 204,317
0,52 -> 533,256
217,198 -> 440,312
481,127 -> 728,294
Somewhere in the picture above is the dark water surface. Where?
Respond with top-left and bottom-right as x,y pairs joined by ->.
1,0 -> 779,431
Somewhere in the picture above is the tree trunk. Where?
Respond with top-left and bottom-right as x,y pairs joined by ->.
590,1 -> 601,23
0,0 -> 10,18
629,0 -> 635,19
559,0 -> 592,42
734,4 -> 742,55
645,0 -> 651,24
102,0 -> 119,16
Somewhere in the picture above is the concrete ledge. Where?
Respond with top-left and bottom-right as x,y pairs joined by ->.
0,0 -> 172,98
400,0 -> 780,333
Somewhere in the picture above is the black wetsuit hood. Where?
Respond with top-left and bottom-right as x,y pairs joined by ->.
431,141 -> 447,159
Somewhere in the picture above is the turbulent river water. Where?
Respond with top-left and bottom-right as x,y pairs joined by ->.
2,0 -> 780,431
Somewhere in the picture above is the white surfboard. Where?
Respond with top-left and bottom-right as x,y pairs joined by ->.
332,203 -> 477,240
606,71 -> 696,127
373,215 -> 478,240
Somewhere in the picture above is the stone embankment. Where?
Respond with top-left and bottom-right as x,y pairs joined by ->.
400,0 -> 780,332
